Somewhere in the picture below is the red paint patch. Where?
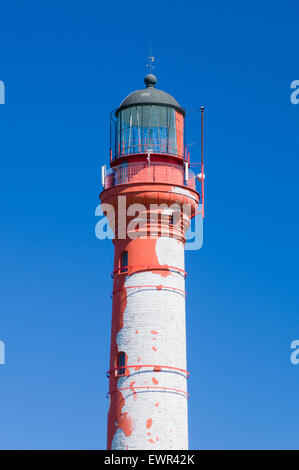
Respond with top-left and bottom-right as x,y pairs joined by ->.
146,418 -> 153,429
135,330 -> 138,334
155,402 -> 159,407
153,366 -> 162,372
148,439 -> 155,444
117,408 -> 133,437
137,357 -> 141,362
152,377 -> 159,385
130,381 -> 137,400
156,436 -> 159,441
147,432 -> 151,436
152,346 -> 157,352
151,330 -> 158,335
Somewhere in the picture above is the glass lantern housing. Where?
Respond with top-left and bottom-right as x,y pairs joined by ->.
110,104 -> 184,160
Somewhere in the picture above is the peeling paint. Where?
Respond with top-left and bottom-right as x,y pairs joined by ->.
146,418 -> 153,429
130,381 -> 137,400
108,391 -> 134,449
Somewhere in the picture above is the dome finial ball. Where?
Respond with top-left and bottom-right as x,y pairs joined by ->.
144,74 -> 157,88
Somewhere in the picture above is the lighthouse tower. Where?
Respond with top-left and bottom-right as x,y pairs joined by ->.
100,73 -> 201,450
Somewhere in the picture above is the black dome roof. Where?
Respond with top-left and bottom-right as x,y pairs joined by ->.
115,74 -> 185,116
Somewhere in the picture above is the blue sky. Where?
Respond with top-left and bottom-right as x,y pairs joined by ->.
0,0 -> 298,449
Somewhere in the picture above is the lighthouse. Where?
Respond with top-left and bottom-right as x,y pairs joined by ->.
100,73 -> 203,450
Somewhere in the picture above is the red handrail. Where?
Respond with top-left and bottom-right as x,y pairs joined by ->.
107,363 -> 189,379
111,264 -> 187,278
111,284 -> 187,299
107,386 -> 189,399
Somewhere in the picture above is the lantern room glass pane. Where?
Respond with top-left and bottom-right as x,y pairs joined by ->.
114,105 -> 184,158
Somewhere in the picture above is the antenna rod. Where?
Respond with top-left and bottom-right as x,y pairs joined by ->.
146,41 -> 155,74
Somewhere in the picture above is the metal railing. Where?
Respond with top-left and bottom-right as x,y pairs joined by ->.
104,161 -> 195,190
111,138 -> 184,160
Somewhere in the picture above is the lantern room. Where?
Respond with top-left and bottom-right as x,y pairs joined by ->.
110,74 -> 185,162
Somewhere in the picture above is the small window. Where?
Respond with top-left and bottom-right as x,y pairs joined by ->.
120,250 -> 128,273
170,213 -> 174,225
117,351 -> 126,376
